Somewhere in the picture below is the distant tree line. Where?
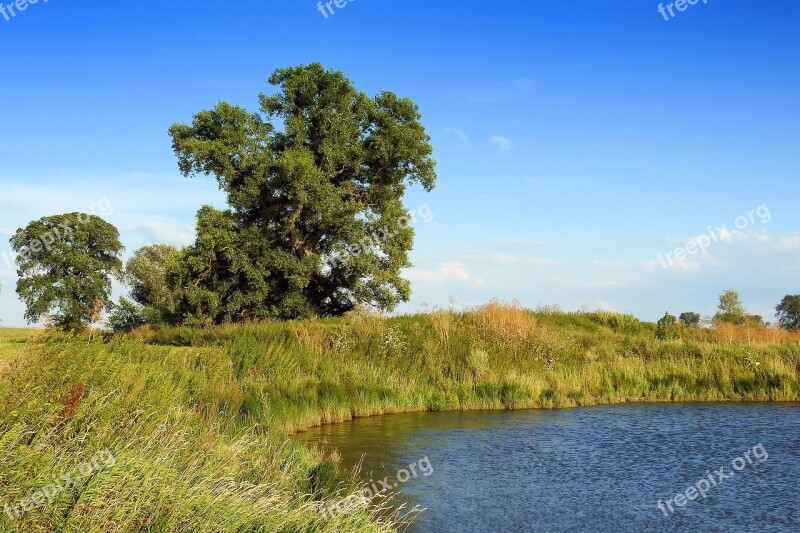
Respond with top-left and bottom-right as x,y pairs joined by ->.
655,290 -> 800,340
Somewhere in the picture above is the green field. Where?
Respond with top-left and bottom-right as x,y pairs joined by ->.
1,304 -> 799,531
0,328 -> 35,365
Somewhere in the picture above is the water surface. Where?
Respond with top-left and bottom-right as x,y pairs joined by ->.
297,403 -> 800,532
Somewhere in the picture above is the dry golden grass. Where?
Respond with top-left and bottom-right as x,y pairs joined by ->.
428,310 -> 454,345
465,299 -> 538,345
289,320 -> 331,354
681,322 -> 800,345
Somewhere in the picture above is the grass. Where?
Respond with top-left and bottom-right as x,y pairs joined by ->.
0,328 -> 36,375
1,301 -> 799,531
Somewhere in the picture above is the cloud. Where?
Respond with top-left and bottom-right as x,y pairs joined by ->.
122,219 -> 196,248
460,251 -> 562,267
489,135 -> 512,151
438,261 -> 470,280
651,229 -> 800,273
0,173 -> 225,216
406,260 -> 485,287
552,278 -> 627,289
443,127 -> 469,145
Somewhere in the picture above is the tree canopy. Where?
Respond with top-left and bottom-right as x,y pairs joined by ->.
678,312 -> 701,327
776,295 -> 800,331
157,63 -> 436,323
715,290 -> 747,325
10,213 -> 123,330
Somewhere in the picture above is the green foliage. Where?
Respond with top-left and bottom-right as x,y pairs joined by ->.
106,297 -> 147,332
9,213 -> 123,331
655,312 -> 677,340
679,312 -> 701,327
163,63 -> 437,325
124,244 -> 180,323
776,295 -> 800,331
715,289 -> 748,325
585,311 -> 644,334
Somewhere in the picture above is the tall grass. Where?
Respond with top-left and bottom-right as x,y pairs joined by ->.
0,328 -> 38,377
1,302 -> 799,530
0,340 -> 395,532
118,301 -> 800,429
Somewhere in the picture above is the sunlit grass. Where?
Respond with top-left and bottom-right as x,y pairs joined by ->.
1,302 -> 799,530
0,328 -> 36,376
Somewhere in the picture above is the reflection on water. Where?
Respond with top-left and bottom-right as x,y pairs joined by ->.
296,404 -> 800,532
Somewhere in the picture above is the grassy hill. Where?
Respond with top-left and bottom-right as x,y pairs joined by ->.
1,302 -> 799,531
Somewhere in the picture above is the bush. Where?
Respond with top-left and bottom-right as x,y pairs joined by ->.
655,312 -> 677,341
106,297 -> 147,332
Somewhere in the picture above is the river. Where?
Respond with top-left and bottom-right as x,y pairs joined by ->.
296,403 -> 800,532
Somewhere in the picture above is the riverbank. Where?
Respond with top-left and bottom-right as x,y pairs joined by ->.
1,303 -> 799,530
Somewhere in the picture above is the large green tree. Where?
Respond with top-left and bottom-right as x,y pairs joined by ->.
166,63 -> 436,322
10,213 -> 123,330
776,295 -> 800,331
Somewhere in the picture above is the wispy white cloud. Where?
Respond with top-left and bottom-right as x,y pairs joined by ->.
0,173 -> 225,216
122,219 -> 196,248
443,127 -> 469,145
651,230 -> 800,273
552,278 -> 627,289
406,260 -> 485,287
461,251 -> 562,267
489,135 -> 512,151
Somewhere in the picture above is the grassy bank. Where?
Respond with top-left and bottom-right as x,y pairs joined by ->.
1,303 -> 799,531
0,328 -> 35,375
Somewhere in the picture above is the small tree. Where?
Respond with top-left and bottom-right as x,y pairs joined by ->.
656,312 -> 677,340
714,290 -> 747,325
776,295 -> 800,331
10,213 -> 123,331
107,297 -> 148,332
679,312 -> 701,327
746,314 -> 765,327
124,244 -> 181,323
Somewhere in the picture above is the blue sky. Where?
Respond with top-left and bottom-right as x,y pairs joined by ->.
1,0 -> 799,326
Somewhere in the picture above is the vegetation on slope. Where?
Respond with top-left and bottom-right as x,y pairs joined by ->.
1,302 -> 800,531
0,328 -> 35,373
